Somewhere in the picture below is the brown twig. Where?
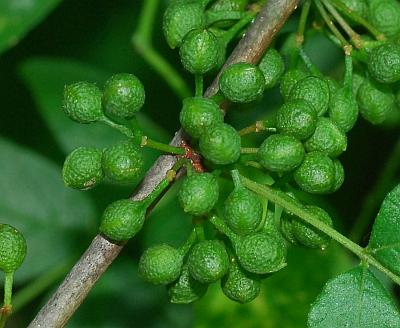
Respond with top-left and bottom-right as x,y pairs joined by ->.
28,1 -> 299,327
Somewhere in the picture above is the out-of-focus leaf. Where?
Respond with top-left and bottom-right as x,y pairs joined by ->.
0,0 -> 61,55
368,184 -> 400,275
308,266 -> 400,328
195,245 -> 352,328
0,137 -> 95,283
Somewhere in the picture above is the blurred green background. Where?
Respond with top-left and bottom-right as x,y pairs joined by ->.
0,0 -> 399,327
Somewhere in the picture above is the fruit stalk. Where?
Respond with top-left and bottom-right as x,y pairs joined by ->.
0,272 -> 14,328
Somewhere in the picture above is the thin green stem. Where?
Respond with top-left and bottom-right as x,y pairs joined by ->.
343,54 -> 353,90
206,11 -> 243,26
179,229 -> 197,255
195,75 -> 203,97
296,0 -> 311,47
239,120 -> 276,136
0,272 -> 14,328
143,178 -> 171,207
100,116 -> 135,138
230,169 -> 242,188
141,136 -> 185,155
299,47 -> 322,77
219,12 -> 256,48
209,214 -> 238,242
240,147 -> 259,154
136,0 -> 159,42
240,175 -> 400,286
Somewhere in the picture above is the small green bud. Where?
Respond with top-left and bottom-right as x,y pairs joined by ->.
279,69 -> 308,101
368,0 -> 400,38
62,147 -> 104,190
219,63 -> 265,103
258,48 -> 285,89
0,224 -> 27,273
63,82 -> 103,123
328,88 -> 359,133
368,43 -> 400,84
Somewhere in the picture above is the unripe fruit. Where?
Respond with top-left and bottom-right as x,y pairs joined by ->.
102,73 -> 145,118
99,199 -> 146,241
357,78 -> 395,125
62,147 -> 104,190
179,29 -> 221,75
163,2 -> 205,49
101,141 -> 145,184
178,172 -> 219,216
259,48 -> 285,89
280,69 -> 308,101
368,43 -> 400,84
223,186 -> 263,235
188,240 -> 230,283
199,123 -> 241,165
331,159 -> 345,193
294,152 -> 335,194
328,88 -> 359,133
0,224 -> 27,273
289,76 -> 330,116
276,99 -> 318,140
179,97 -> 223,138
219,63 -> 265,103
168,264 -> 208,304
221,258 -> 260,303
368,0 -> 400,39
304,118 -> 347,158
63,82 -> 103,123
139,244 -> 183,285
258,134 -> 305,173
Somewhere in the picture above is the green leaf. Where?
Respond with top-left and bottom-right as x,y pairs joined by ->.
0,137 -> 96,283
0,0 -> 61,55
308,266 -> 400,328
368,184 -> 400,276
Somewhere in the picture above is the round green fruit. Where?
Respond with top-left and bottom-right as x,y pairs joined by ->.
219,63 -> 265,103
368,43 -> 400,84
63,82 -> 103,123
328,88 -> 359,133
62,147 -> 104,190
0,224 -> 27,273
259,48 -> 285,89
368,0 -> 400,38
139,244 -> 183,285
280,69 -> 308,101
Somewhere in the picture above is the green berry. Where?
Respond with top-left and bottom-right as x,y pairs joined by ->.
163,2 -> 205,49
199,123 -> 241,165
139,244 -> 183,285
304,118 -> 347,158
289,76 -> 330,116
219,63 -> 265,103
188,240 -> 230,283
102,141 -> 145,184
0,224 -> 27,273
280,69 -> 308,101
294,152 -> 335,194
179,29 -> 221,75
292,205 -> 333,249
276,99 -> 318,140
62,147 -> 104,190
179,97 -> 223,139
368,0 -> 400,38
236,231 -> 286,274
224,187 -> 263,235
99,199 -> 146,241
221,258 -> 260,304
368,43 -> 400,84
328,88 -> 359,133
178,172 -> 219,216
331,159 -> 345,193
168,264 -> 208,304
258,134 -> 305,173
63,82 -> 103,123
102,73 -> 145,118
357,78 -> 395,125
259,48 -> 285,89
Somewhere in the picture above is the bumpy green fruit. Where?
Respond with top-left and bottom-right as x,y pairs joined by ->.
258,134 -> 305,173
102,141 -> 144,184
163,2 -> 205,48
341,0 -> 368,20
331,159 -> 345,193
179,97 -> 223,138
178,172 -> 219,216
168,264 -> 208,304
292,205 -> 333,249
102,73 -> 145,118
188,240 -> 230,283
236,231 -> 286,274
259,48 -> 285,89
0,224 -> 27,273
63,82 -> 103,123
224,187 -> 263,235
199,123 -> 241,165
99,199 -> 146,241
280,69 -> 308,101
357,78 -> 395,124
289,76 -> 330,116
219,63 -> 265,103
304,118 -> 347,158
221,258 -> 260,304
294,152 -> 335,194
368,0 -> 400,38
368,43 -> 400,84
62,147 -> 104,190
139,244 -> 183,285
276,99 -> 318,140
329,88 -> 359,133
